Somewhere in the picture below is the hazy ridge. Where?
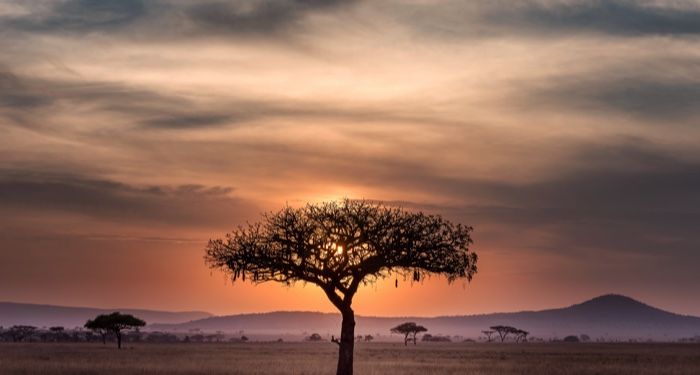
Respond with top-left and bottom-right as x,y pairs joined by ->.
0,302 -> 212,328
3,295 -> 700,340
150,295 -> 700,340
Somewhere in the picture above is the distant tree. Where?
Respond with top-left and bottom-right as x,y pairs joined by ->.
8,325 -> 36,342
514,329 -> 529,343
85,312 -> 145,349
422,334 -> 451,342
390,322 -> 428,346
205,199 -> 477,375
579,334 -> 591,342
490,325 -> 519,342
47,326 -> 68,342
241,335 -> 249,342
482,330 -> 495,342
563,335 -> 580,343
306,333 -> 324,342
85,319 -> 109,345
364,335 -> 374,342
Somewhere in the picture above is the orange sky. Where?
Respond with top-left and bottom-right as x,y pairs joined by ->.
1,0 -> 700,316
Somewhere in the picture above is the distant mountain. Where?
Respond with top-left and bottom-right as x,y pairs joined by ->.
0,302 -> 212,328
150,295 -> 700,340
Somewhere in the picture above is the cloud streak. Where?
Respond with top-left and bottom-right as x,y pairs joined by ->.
394,1 -> 700,39
0,170 -> 258,229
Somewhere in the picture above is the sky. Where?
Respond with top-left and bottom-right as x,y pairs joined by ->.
1,0 -> 699,317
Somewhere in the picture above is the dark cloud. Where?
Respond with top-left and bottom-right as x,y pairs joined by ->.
0,71 -> 54,109
399,142 -> 700,257
510,61 -> 700,122
503,0 -> 700,36
1,0 -> 148,33
536,79 -> 700,120
3,1 -> 700,41
182,0 -> 353,37
584,80 -> 700,120
0,170 -> 258,228
140,113 -> 237,129
0,0 -> 354,38
398,0 -> 700,39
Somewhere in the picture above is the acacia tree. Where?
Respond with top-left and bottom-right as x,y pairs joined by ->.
85,319 -> 109,345
85,312 -> 145,349
514,329 -> 529,343
482,329 -> 495,342
490,325 -> 518,342
205,199 -> 477,375
390,322 -> 428,346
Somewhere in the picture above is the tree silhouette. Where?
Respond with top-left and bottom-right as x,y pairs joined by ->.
306,333 -> 324,342
390,322 -> 428,346
514,329 -> 529,343
85,312 -> 145,349
85,319 -> 109,345
205,199 -> 477,375
8,325 -> 36,342
490,325 -> 518,342
482,329 -> 495,342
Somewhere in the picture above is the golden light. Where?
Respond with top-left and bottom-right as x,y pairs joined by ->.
336,245 -> 344,255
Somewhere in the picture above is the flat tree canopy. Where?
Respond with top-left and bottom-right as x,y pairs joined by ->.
391,322 -> 428,346
85,312 -> 145,349
205,199 -> 477,375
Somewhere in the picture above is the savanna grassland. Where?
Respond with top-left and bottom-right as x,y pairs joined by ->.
1,342 -> 699,375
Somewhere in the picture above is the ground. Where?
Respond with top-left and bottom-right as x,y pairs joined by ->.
1,342 -> 699,375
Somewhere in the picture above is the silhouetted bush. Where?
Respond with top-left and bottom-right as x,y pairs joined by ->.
306,333 -> 324,342
422,334 -> 451,342
145,331 -> 179,343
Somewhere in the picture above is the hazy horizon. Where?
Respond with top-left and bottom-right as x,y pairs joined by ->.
3,292 -> 696,319
1,1 -> 700,317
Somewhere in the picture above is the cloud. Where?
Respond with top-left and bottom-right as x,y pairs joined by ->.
181,0 -> 354,37
500,0 -> 700,36
0,0 -> 148,33
390,141 -> 700,258
522,76 -> 700,121
0,170 -> 259,229
0,0 -> 355,39
394,0 -> 700,39
0,70 -> 473,132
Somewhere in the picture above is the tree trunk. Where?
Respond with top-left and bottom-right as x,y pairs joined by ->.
101,333 -> 106,345
336,308 -> 355,375
116,332 -> 122,349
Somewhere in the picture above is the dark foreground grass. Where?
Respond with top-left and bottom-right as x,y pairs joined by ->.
1,342 -> 699,375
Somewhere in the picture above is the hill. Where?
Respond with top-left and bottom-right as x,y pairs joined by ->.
150,295 -> 700,340
0,301 -> 212,328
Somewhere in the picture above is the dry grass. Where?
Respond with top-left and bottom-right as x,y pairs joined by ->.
1,342 -> 699,375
